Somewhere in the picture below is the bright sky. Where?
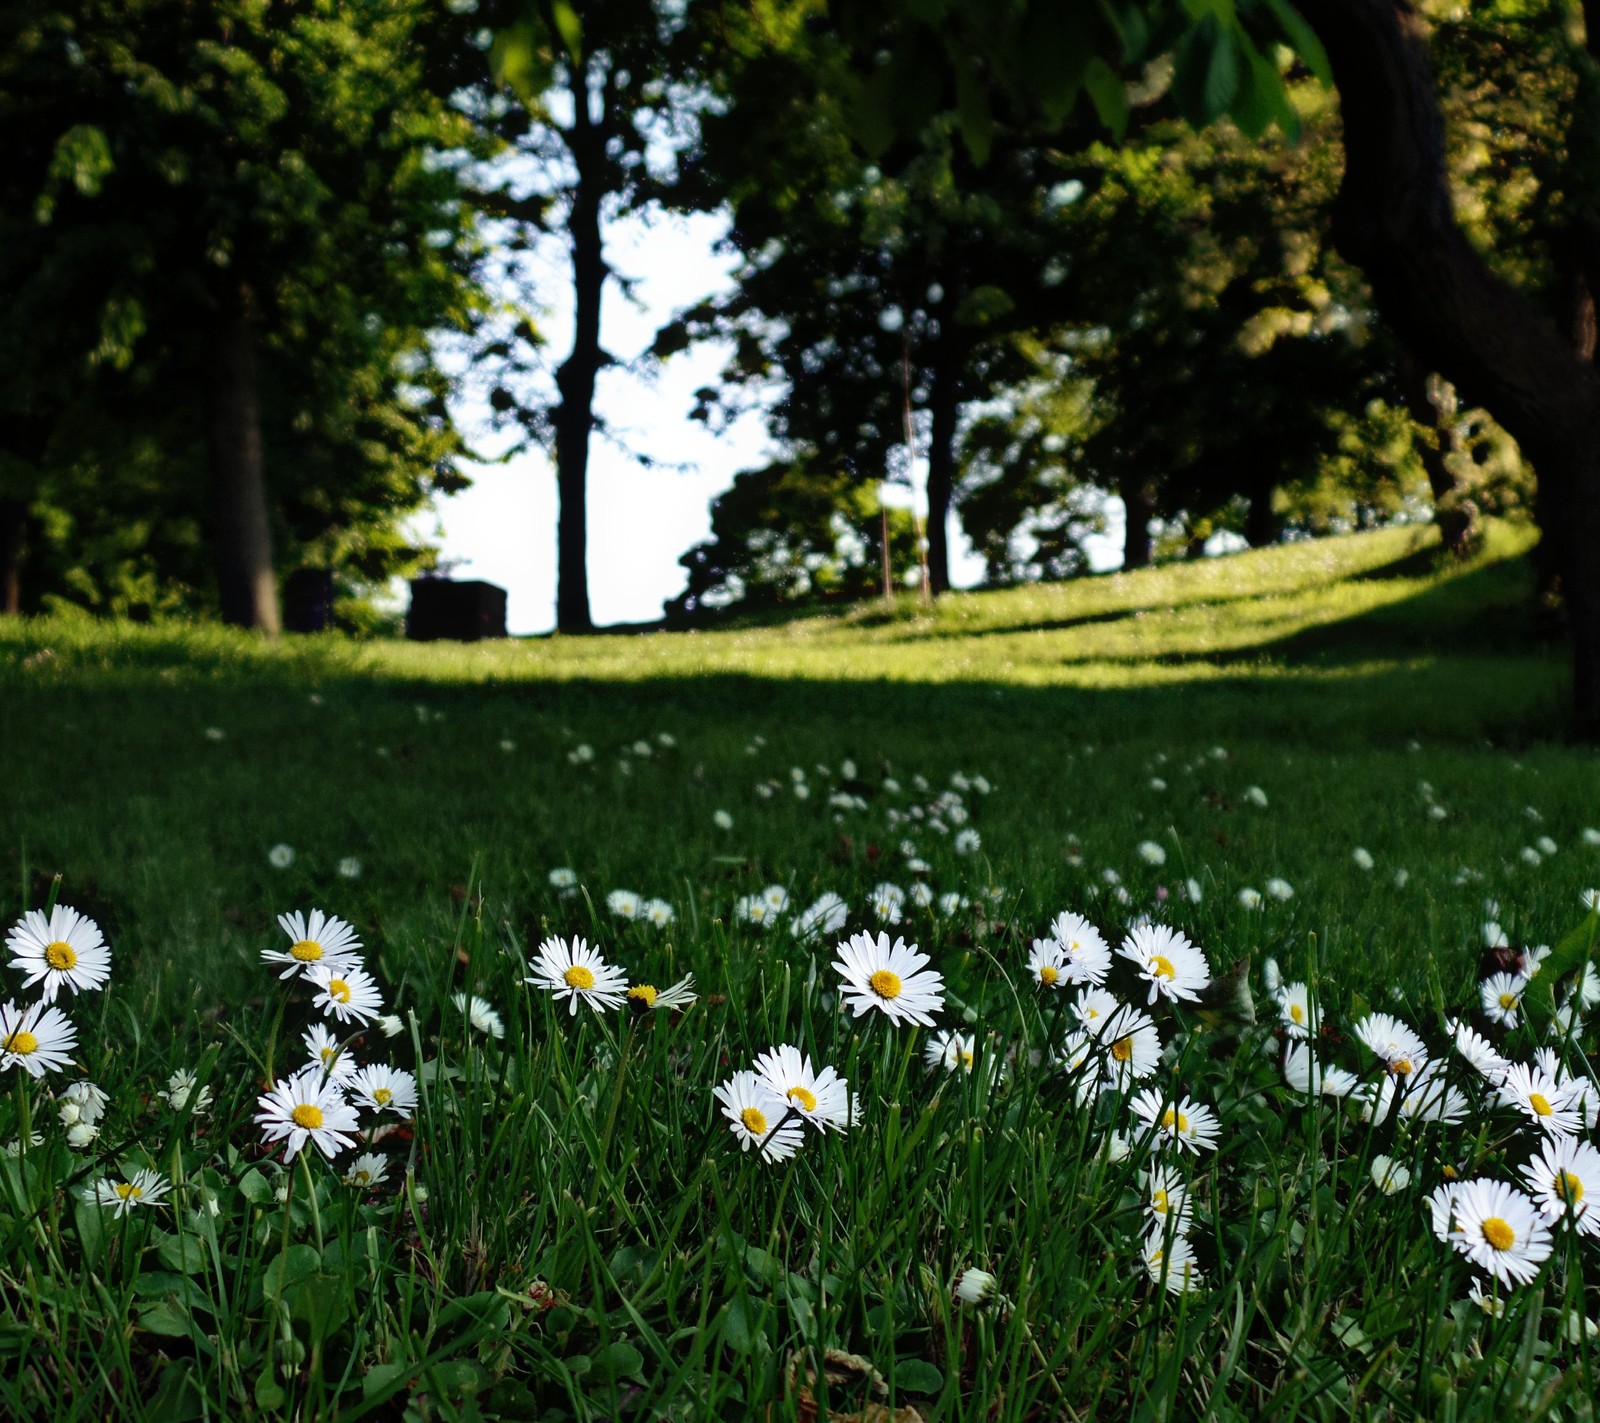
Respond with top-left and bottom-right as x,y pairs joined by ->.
422,205 -> 1118,634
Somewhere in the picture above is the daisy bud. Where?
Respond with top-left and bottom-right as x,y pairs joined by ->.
955,1268 -> 998,1305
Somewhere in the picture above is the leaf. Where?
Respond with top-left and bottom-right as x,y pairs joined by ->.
254,1371 -> 287,1410
74,1197 -> 105,1270
550,0 -> 583,63
1019,2 -> 1098,125
592,1340 -> 645,1382
137,1300 -> 192,1338
237,1168 -> 275,1206
362,1362 -> 413,1403
290,1272 -> 350,1344
1262,0 -> 1333,85
1230,32 -> 1298,140
894,1359 -> 945,1395
1172,14 -> 1241,126
955,66 -> 995,166
261,1243 -> 320,1304
157,1231 -> 207,1274
1522,913 -> 1597,1018
1082,58 -> 1130,139
848,71 -> 898,158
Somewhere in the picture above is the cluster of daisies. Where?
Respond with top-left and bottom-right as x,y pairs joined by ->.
253,909 -> 418,1190
2,905 -> 217,1211
1264,936 -> 1600,1301
524,935 -> 697,1017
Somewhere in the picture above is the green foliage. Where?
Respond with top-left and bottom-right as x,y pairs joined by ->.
0,0 -> 495,617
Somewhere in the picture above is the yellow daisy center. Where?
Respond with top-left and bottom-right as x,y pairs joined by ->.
628,985 -> 658,1007
1039,965 -> 1059,986
1161,1107 -> 1190,1134
1557,1170 -> 1585,1204
1289,1002 -> 1305,1024
564,965 -> 596,990
1481,1217 -> 1516,1251
1498,993 -> 1518,1010
373,1087 -> 393,1106
787,1085 -> 818,1112
3,1030 -> 38,1056
740,1105 -> 768,1135
1150,954 -> 1176,980
45,941 -> 77,971
958,1050 -> 974,1069
327,978 -> 352,1003
114,1182 -> 141,1201
1529,1092 -> 1554,1117
351,1170 -> 372,1186
1110,1036 -> 1134,1063
1392,1058 -> 1413,1077
1152,1188 -> 1170,1214
869,969 -> 902,1000
290,940 -> 323,962
319,1046 -> 337,1065
292,1104 -> 324,1130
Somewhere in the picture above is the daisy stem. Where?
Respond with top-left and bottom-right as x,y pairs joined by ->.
300,1151 -> 323,1253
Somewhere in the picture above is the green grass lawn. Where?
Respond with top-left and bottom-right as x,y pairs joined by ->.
2,519 -> 1599,1421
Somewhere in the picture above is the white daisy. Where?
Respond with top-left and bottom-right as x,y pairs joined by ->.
1521,1136 -> 1600,1235
606,889 -> 641,920
347,1064 -> 418,1117
6,905 -> 111,1002
307,962 -> 384,1027
869,883 -> 906,924
1130,1087 -> 1220,1154
641,898 -> 675,928
548,867 -> 578,890
0,1000 -> 77,1077
793,893 -> 849,941
1118,925 -> 1211,1006
1137,840 -> 1167,866
157,1069 -> 212,1116
752,1044 -> 851,1132
1370,1155 -> 1411,1195
1070,986 -> 1122,1032
1145,1164 -> 1192,1234
1449,1020 -> 1510,1082
1095,1004 -> 1162,1089
255,1068 -> 361,1161
734,894 -> 774,927
264,910 -> 363,980
1275,982 -> 1315,1038
1026,938 -> 1070,990
1360,1062 -> 1467,1125
832,931 -> 945,1028
93,1168 -> 170,1218
1054,1031 -> 1104,1105
1498,1063 -> 1583,1137
1281,1042 -> 1358,1098
1449,1178 -> 1553,1286
1265,877 -> 1294,901
1426,1181 -> 1461,1241
450,992 -> 504,1038
761,885 -> 791,916
626,974 -> 698,1014
343,1152 -> 390,1189
59,1079 -> 109,1125
1352,1012 -> 1428,1078
1050,912 -> 1111,985
1480,972 -> 1527,1029
954,828 -> 981,855
713,1070 -> 805,1162
1531,1048 -> 1600,1130
303,1023 -> 358,1081
1238,887 -> 1263,909
526,937 -> 628,1015
924,1029 -> 977,1073
954,1267 -> 998,1305
1143,1228 -> 1203,1295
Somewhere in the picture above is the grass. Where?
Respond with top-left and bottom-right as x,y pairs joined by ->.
1,517 -> 1598,1421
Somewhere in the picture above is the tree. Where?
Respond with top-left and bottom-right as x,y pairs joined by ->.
827,0 -> 1600,733
489,0 -> 700,633
0,0 -> 490,625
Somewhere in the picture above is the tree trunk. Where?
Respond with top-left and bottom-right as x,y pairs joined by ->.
206,305 -> 279,634
0,497 -> 25,614
1121,476 -> 1153,569
1396,348 -> 1480,556
1299,0 -> 1600,735
924,316 -> 960,596
1244,482 -> 1279,548
552,60 -> 606,635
